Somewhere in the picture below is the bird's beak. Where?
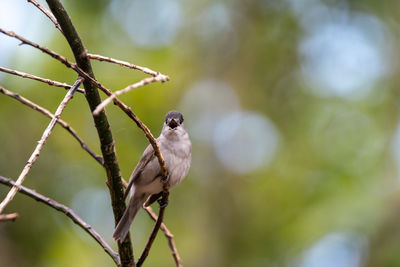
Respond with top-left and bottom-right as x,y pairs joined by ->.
168,119 -> 178,129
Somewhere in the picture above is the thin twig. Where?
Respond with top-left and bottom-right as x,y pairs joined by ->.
0,28 -> 84,76
0,85 -> 103,164
0,213 -> 19,222
93,74 -> 168,116
137,193 -> 168,267
0,175 -> 120,266
0,29 -> 102,92
144,206 -> 182,267
0,66 -> 85,94
0,77 -> 83,214
0,28 -> 168,180
27,0 -> 63,33
87,53 -> 169,79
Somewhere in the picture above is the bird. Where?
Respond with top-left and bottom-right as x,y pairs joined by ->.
113,110 -> 192,242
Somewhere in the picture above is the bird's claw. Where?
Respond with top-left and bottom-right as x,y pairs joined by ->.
161,173 -> 170,183
158,197 -> 169,208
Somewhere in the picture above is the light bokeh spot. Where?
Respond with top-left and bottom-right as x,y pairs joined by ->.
300,232 -> 367,267
295,3 -> 393,99
213,111 -> 280,174
0,0 -> 53,68
180,79 -> 240,142
70,188 -> 114,240
109,0 -> 181,48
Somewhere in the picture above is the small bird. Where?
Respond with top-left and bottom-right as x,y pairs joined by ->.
113,110 -> 192,242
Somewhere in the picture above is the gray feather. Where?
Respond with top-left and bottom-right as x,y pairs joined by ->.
113,192 -> 148,242
123,145 -> 156,200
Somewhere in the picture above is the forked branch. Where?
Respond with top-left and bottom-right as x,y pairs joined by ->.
2,2 -> 177,265
137,195 -> 168,267
144,206 -> 182,267
0,28 -> 168,181
27,0 -> 63,33
0,85 -> 102,164
0,77 -> 83,214
45,0 -> 134,264
0,176 -> 120,266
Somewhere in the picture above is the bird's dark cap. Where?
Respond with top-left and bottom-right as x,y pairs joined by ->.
165,110 -> 184,124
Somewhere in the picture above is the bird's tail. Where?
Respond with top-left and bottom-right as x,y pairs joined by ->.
113,192 -> 147,242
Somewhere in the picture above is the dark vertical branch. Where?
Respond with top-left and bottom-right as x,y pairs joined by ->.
45,1 -> 134,266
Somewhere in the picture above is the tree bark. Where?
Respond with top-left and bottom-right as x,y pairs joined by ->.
45,1 -> 134,266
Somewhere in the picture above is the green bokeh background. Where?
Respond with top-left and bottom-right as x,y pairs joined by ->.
1,0 -> 400,266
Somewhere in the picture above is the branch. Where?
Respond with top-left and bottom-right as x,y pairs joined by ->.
87,20 -> 175,267
0,28 -> 168,180
2,15 -> 172,266
0,29 -> 106,95
0,213 -> 19,222
0,66 -> 85,93
44,1 -> 135,265
91,93 -> 169,181
119,179 -> 181,267
0,85 -> 103,165
0,175 -> 120,266
87,53 -> 169,78
137,192 -> 169,267
93,74 -> 169,115
144,206 -> 182,267
27,0 -> 63,33
0,77 -> 83,214
0,28 -> 77,71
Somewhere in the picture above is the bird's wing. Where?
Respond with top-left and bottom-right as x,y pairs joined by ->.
123,144 -> 156,200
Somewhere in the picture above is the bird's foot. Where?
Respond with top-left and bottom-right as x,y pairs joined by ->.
158,197 -> 169,208
161,173 -> 170,183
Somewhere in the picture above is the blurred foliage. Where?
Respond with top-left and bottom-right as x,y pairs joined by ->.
1,0 -> 400,266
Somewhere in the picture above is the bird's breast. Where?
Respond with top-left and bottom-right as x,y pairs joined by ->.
161,139 -> 192,187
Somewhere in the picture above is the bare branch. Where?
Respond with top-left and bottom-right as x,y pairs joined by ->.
0,29 -> 106,96
0,28 -> 77,70
87,53 -> 169,79
93,74 -> 168,115
91,86 -> 169,182
144,206 -> 182,267
1,25 -> 172,266
27,0 -> 63,33
0,213 -> 19,222
0,28 -> 168,180
137,192 -> 169,267
0,29 -> 116,98
0,175 -> 120,266
0,77 -> 83,214
44,0 -> 135,264
119,178 -> 181,266
0,66 -> 85,94
0,85 -> 103,164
